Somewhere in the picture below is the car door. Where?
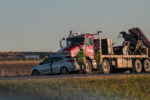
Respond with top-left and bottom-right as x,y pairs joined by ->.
51,57 -> 64,73
39,58 -> 52,74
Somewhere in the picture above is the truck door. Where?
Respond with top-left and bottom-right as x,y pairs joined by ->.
85,37 -> 94,59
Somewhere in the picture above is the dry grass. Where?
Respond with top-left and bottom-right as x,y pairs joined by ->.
0,61 -> 40,76
0,75 -> 150,100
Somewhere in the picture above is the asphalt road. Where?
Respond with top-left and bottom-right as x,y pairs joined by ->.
0,73 -> 149,80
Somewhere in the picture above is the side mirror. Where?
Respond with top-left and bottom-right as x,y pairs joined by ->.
60,37 -> 66,48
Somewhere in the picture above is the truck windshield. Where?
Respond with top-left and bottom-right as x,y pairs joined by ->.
66,37 -> 84,46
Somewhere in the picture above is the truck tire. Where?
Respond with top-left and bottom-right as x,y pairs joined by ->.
60,67 -> 68,75
31,70 -> 40,76
143,59 -> 150,72
102,59 -> 111,74
85,60 -> 92,74
134,59 -> 142,73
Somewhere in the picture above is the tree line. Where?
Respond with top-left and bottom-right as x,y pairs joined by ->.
0,52 -> 54,61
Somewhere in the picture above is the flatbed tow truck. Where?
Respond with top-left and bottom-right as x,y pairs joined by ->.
58,28 -> 150,74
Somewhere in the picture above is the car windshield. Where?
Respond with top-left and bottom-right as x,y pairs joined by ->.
66,37 -> 84,46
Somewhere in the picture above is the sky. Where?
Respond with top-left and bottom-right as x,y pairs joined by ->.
0,0 -> 150,51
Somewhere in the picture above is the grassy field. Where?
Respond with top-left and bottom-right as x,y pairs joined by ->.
0,75 -> 150,100
0,61 -> 40,76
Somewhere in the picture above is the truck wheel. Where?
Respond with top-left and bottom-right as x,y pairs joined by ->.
134,59 -> 142,73
85,60 -> 92,74
102,59 -> 111,74
143,59 -> 150,72
60,67 -> 68,75
31,70 -> 40,76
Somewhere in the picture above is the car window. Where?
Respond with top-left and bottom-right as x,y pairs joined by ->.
40,58 -> 52,65
52,57 -> 63,63
64,56 -> 72,59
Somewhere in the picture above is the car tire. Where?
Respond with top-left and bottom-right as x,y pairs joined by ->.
143,59 -> 150,72
85,60 -> 92,74
102,59 -> 111,74
31,70 -> 40,76
60,67 -> 68,75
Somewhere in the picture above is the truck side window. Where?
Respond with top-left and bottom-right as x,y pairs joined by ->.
86,38 -> 93,47
89,38 -> 93,45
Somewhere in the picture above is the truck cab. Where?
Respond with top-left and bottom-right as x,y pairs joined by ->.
59,33 -> 96,60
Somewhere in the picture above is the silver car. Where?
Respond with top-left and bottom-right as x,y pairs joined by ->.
31,54 -> 80,75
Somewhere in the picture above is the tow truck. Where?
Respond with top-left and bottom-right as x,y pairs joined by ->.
58,28 -> 150,74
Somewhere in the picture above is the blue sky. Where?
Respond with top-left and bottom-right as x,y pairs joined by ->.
0,0 -> 150,51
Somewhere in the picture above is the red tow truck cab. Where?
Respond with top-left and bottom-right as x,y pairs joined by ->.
59,33 -> 100,60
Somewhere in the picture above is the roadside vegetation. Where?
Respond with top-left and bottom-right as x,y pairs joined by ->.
0,75 -> 150,100
0,61 -> 40,76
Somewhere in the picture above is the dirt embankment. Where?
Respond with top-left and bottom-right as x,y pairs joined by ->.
0,61 -> 40,77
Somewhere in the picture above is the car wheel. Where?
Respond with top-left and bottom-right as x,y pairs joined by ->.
102,59 -> 111,74
60,67 -> 68,75
85,60 -> 92,74
134,59 -> 142,73
143,59 -> 150,72
31,70 -> 40,76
